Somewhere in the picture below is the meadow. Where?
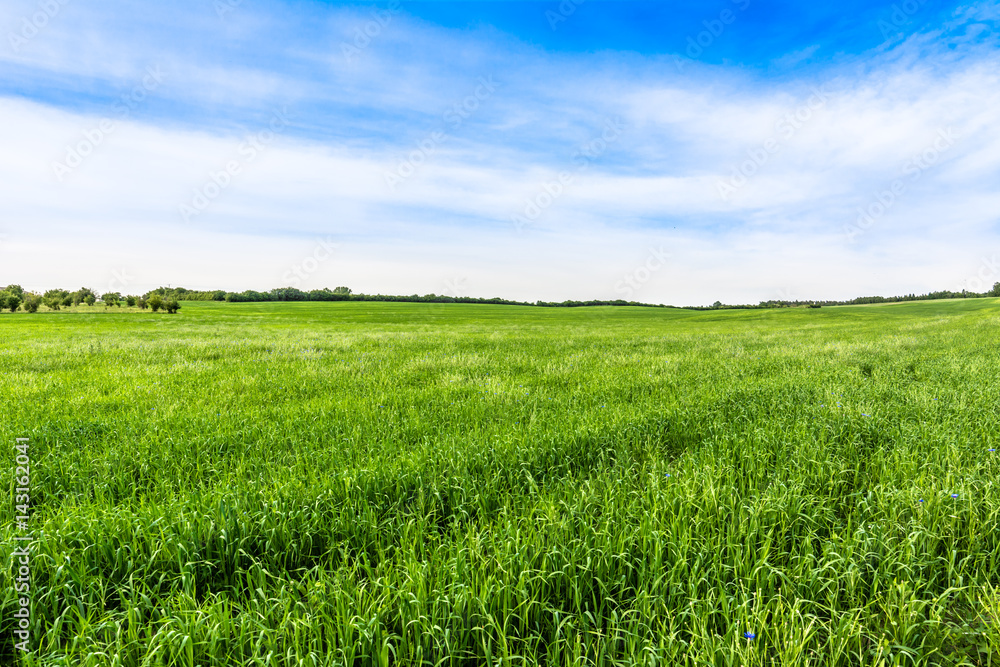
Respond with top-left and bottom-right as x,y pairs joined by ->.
2,299 -> 999,666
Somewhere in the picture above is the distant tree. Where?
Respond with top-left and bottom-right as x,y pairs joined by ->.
126,295 -> 137,307
73,288 -> 96,306
992,282 -> 1000,297
44,289 -> 69,310
5,285 -> 24,300
225,290 -> 272,302
84,295 -> 96,306
3,294 -> 22,312
165,299 -> 181,314
333,286 -> 352,295
269,287 -> 307,301
102,292 -> 122,307
138,297 -> 148,309
711,300 -> 723,309
22,294 -> 41,313
309,288 -> 335,301
148,294 -> 163,312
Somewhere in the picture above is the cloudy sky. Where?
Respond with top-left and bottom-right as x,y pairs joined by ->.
1,0 -> 998,305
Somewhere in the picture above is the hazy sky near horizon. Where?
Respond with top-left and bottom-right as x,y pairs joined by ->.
1,0 -> 998,305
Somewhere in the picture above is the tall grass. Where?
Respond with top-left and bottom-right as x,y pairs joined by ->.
2,299 -> 1000,665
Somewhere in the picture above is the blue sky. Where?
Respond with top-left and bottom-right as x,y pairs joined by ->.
1,0 -> 998,304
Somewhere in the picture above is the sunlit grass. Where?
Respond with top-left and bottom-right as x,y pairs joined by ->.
2,299 -> 1000,665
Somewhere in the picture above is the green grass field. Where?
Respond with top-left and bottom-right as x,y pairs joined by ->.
2,299 -> 1000,666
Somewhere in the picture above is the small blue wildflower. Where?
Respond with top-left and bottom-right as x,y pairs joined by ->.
918,499 -> 924,503
951,494 -> 958,498
743,631 -> 756,640
989,448 -> 996,452
664,473 -> 671,478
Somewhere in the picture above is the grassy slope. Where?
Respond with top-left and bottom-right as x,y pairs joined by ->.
2,299 -> 1000,665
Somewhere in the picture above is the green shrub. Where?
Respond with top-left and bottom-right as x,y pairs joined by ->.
22,294 -> 41,313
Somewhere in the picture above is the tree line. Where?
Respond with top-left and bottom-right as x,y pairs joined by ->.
3,282 -> 1000,314
145,285 -> 676,308
0,286 -> 180,313
148,283 -> 1000,310
698,284 -> 1000,310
